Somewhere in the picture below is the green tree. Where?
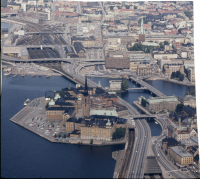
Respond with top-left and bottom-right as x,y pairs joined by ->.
112,127 -> 126,140
125,5 -> 130,9
55,134 -> 57,138
171,72 -> 176,79
67,133 -> 70,137
175,104 -> 184,113
184,11 -> 193,18
121,79 -> 129,91
191,92 -> 195,96
178,74 -> 184,81
141,98 -> 146,107
59,134 -> 61,138
185,91 -> 189,95
164,41 -> 169,45
114,20 -> 120,23
175,71 -> 181,78
134,5 -> 137,9
159,42 -> 164,48
109,6 -> 114,10
63,134 -> 66,138
90,139 -> 93,144
59,91 -> 65,98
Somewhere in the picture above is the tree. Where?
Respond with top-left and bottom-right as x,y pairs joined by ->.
178,74 -> 184,81
159,42 -> 164,48
175,71 -> 181,78
55,134 -> 57,138
164,41 -> 169,45
121,79 -> 129,91
141,98 -> 146,107
67,133 -> 70,137
175,104 -> 184,113
63,134 -> 66,138
59,134 -> 61,138
90,139 -> 93,144
134,5 -> 137,9
114,20 -> 120,23
109,6 -> 114,10
59,91 -> 65,98
112,127 -> 126,140
185,91 -> 189,95
191,92 -> 195,96
171,72 -> 176,79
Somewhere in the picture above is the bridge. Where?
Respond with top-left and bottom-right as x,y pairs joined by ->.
130,77 -> 166,97
25,31 -> 64,35
127,87 -> 148,91
1,54 -> 105,63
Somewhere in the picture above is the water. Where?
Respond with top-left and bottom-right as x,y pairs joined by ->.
2,74 -> 195,177
1,22 -> 13,29
1,73 -> 124,178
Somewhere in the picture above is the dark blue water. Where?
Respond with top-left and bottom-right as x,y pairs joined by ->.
1,73 -> 124,178
2,74 -> 195,178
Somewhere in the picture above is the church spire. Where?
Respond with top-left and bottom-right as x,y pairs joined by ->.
85,75 -> 88,92
141,17 -> 144,34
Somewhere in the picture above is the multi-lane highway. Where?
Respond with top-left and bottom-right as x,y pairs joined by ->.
127,119 -> 151,178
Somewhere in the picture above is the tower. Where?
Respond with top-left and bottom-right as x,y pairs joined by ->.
82,76 -> 90,117
138,17 -> 145,44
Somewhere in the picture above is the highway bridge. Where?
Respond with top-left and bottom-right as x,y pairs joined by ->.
1,54 -> 105,63
126,87 -> 148,91
130,77 -> 166,97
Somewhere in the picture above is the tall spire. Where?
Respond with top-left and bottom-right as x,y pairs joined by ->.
141,17 -> 144,34
85,75 -> 88,91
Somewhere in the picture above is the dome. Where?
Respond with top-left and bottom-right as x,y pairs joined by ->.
49,98 -> 55,106
106,119 -> 111,126
78,95 -> 81,101
54,93 -> 61,100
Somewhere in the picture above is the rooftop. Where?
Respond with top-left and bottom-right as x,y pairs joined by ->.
171,146 -> 193,158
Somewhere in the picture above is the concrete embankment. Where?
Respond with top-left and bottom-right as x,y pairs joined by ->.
145,77 -> 195,86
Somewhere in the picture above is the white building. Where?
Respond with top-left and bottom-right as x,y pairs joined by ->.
109,80 -> 122,91
21,3 -> 26,12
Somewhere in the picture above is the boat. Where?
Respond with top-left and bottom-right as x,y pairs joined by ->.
46,74 -> 51,78
24,98 -> 30,106
32,75 -> 36,77
155,121 -> 158,124
4,72 -> 11,76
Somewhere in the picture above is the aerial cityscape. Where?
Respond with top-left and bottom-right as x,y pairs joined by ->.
1,0 -> 199,178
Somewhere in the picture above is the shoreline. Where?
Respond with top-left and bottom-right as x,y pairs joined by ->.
9,97 -> 127,147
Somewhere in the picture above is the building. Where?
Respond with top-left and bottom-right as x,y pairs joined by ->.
109,80 -> 122,91
146,96 -> 180,113
180,137 -> 198,150
136,65 -> 152,76
187,67 -> 195,82
163,64 -> 184,77
174,126 -> 197,141
21,2 -> 26,12
179,95 -> 196,108
169,146 -> 193,166
80,116 -> 127,141
66,117 -> 77,132
105,54 -> 130,69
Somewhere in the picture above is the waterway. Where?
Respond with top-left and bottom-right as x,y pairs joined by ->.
2,73 -> 195,177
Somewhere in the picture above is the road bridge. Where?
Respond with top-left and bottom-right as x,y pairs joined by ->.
129,77 -> 166,97
127,87 -> 148,91
25,31 -> 64,35
1,54 -> 105,63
